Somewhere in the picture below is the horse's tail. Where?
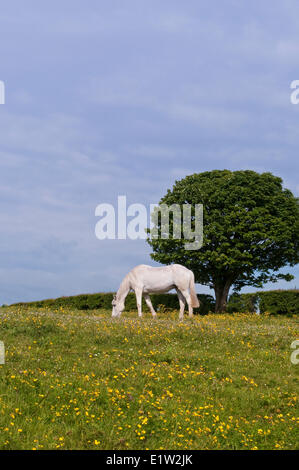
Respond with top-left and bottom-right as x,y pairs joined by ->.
189,272 -> 200,308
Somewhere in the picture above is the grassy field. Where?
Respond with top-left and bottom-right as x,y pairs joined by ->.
0,306 -> 298,450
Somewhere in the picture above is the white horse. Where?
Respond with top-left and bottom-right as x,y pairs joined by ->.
112,264 -> 199,319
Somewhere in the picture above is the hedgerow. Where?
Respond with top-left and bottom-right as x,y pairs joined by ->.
227,290 -> 299,315
11,292 -> 215,315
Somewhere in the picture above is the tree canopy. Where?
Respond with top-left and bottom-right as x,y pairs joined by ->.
147,170 -> 299,312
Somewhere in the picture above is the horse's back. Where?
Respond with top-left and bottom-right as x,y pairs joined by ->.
129,264 -> 176,293
130,264 -> 190,277
132,263 -> 186,270
131,264 -> 172,273
128,264 -> 192,292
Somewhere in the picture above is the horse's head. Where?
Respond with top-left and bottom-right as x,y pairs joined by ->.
111,295 -> 124,317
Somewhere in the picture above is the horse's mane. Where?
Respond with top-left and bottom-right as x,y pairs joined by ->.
116,274 -> 130,300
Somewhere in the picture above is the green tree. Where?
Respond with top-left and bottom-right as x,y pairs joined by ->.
147,170 -> 299,312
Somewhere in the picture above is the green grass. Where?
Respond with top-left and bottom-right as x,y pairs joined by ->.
0,306 -> 298,450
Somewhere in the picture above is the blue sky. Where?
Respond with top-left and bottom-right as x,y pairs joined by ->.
0,0 -> 299,304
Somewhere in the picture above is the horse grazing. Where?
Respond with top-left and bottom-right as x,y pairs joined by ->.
112,264 -> 199,320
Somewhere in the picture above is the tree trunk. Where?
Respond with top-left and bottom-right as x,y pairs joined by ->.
214,281 -> 231,313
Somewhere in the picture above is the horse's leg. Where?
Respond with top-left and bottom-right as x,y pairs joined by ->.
144,294 -> 157,318
181,289 -> 193,317
176,289 -> 186,320
135,288 -> 143,317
